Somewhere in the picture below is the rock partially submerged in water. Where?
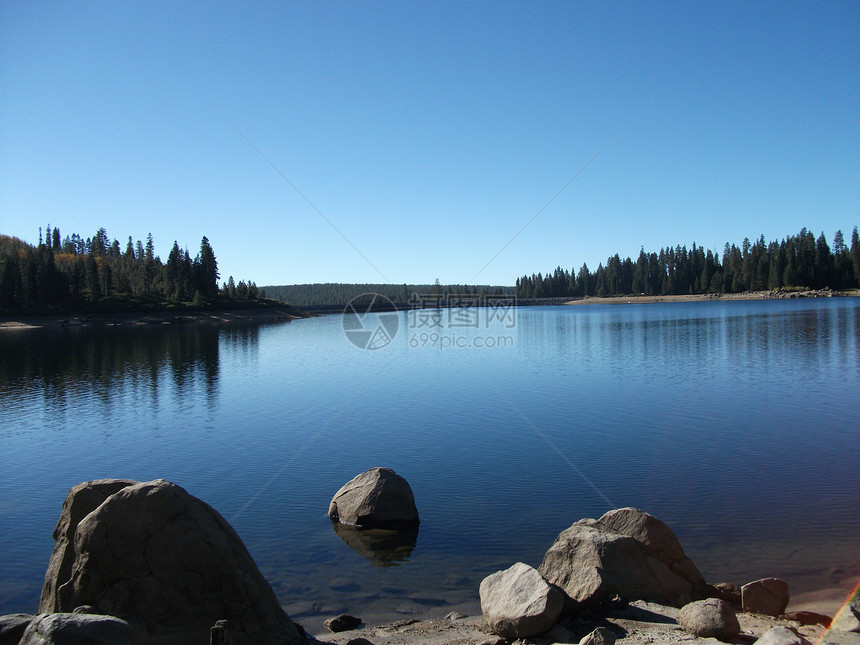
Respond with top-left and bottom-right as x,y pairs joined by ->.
39,478 -> 304,644
479,562 -> 564,639
538,507 -> 707,610
328,467 -> 419,529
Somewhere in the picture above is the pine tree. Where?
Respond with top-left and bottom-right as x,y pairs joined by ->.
197,236 -> 219,299
851,227 -> 860,286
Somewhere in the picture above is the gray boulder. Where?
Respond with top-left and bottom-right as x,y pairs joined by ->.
40,479 -> 137,612
39,479 -> 303,645
538,508 -> 706,610
0,613 -> 33,645
677,598 -> 740,639
742,578 -> 790,616
479,562 -> 563,639
754,626 -> 812,645
18,613 -> 138,645
599,507 -> 706,591
328,468 -> 419,529
832,588 -> 860,633
579,625 -> 616,645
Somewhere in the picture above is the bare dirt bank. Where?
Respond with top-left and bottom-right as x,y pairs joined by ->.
565,288 -> 860,306
0,305 -> 312,330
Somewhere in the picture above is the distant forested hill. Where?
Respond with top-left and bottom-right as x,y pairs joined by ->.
262,283 -> 514,306
517,227 -> 860,299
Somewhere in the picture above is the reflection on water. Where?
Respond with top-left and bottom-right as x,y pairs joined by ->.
331,521 -> 419,566
0,325 -> 230,410
1,300 -> 858,619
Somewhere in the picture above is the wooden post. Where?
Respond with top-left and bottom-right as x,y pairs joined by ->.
210,619 -> 232,645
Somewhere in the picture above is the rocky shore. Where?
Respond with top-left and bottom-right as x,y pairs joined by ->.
2,474 -> 858,645
565,288 -> 860,306
0,304 -> 312,330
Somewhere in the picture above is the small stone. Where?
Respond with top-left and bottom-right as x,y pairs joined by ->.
754,626 -> 812,645
742,578 -> 790,616
446,611 -> 468,621
325,614 -> 363,632
677,598 -> 741,639
580,625 -> 616,645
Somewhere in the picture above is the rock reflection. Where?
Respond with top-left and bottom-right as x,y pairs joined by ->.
331,520 -> 418,567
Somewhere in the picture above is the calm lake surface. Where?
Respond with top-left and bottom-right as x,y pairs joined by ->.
1,299 -> 859,619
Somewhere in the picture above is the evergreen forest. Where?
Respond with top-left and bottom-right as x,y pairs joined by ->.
0,226 -> 261,314
516,228 -> 860,299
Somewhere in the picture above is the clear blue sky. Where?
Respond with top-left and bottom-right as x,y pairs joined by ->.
1,1 -> 858,287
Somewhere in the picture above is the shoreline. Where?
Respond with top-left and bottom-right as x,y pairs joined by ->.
0,304 -> 312,330
565,288 -> 860,306
303,592 -> 852,645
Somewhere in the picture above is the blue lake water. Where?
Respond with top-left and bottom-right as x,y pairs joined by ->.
1,299 -> 859,620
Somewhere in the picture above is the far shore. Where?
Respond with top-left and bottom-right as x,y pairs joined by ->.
565,288 -> 860,306
0,304 -> 312,331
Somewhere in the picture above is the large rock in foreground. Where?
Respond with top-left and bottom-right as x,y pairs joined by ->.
39,479 -> 304,645
328,467 -> 419,529
479,562 -> 564,639
39,478 -> 137,613
538,508 -> 707,610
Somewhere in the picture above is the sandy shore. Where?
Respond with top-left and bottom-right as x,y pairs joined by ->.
0,305 -> 312,330
565,288 -> 860,306
292,570 -> 860,644
306,598 -> 848,645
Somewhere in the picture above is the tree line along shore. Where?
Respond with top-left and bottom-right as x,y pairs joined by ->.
0,227 -> 270,316
517,227 -> 860,299
3,225 -> 859,319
